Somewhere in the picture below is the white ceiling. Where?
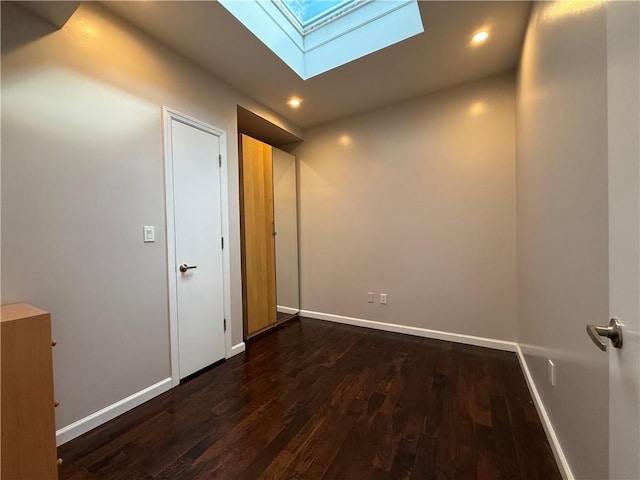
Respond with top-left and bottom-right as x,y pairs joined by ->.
103,1 -> 531,129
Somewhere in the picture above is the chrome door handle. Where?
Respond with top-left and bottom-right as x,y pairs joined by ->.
586,318 -> 623,351
179,264 -> 197,273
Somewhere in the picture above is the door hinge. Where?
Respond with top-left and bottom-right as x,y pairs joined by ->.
219,154 -> 222,167
221,237 -> 224,249
223,318 -> 227,331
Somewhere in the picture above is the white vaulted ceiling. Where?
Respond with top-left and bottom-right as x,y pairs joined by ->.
103,1 -> 531,128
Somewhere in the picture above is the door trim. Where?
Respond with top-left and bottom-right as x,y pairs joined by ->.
162,106 -> 232,387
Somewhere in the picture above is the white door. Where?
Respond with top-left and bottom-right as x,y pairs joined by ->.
607,2 -> 640,478
167,116 -> 226,380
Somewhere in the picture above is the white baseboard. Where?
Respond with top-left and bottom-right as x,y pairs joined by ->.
277,305 -> 299,315
516,346 -> 573,480
56,377 -> 172,446
229,342 -> 246,357
298,309 -> 517,352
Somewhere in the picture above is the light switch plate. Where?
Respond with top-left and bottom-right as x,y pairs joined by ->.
143,226 -> 155,243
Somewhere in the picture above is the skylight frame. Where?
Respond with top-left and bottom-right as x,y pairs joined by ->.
219,0 -> 424,80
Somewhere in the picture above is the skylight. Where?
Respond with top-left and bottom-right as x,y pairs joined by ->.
219,0 -> 424,80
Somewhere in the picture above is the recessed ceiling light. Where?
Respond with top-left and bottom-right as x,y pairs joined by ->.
469,101 -> 486,116
288,98 -> 302,108
339,134 -> 352,146
472,31 -> 489,44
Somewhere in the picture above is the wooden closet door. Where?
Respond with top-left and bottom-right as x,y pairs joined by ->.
240,134 -> 276,336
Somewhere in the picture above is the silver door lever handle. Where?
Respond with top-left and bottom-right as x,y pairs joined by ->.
179,264 -> 197,273
586,318 -> 623,351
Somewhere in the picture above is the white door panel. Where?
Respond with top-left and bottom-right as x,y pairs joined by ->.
170,119 -> 225,379
607,2 -> 640,478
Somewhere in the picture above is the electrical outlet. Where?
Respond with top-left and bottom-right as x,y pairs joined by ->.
548,359 -> 556,386
367,292 -> 374,303
380,293 -> 387,305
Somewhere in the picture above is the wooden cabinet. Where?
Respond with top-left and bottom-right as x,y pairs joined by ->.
1,303 -> 58,479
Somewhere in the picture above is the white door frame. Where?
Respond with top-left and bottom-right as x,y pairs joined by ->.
162,106 -> 232,387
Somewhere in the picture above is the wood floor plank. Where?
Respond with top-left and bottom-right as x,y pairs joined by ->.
490,394 -> 522,480
411,433 -> 436,480
58,317 -> 561,480
475,424 -> 503,480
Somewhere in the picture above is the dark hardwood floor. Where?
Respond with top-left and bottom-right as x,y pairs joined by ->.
58,317 -> 561,479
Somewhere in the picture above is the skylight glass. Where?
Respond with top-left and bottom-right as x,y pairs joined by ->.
280,0 -> 355,29
282,0 -> 343,24
219,0 -> 424,80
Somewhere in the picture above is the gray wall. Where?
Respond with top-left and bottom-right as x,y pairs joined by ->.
516,2 -> 609,479
1,2 -> 300,430
294,74 -> 518,341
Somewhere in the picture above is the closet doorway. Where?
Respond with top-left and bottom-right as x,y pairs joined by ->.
237,108 -> 302,339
